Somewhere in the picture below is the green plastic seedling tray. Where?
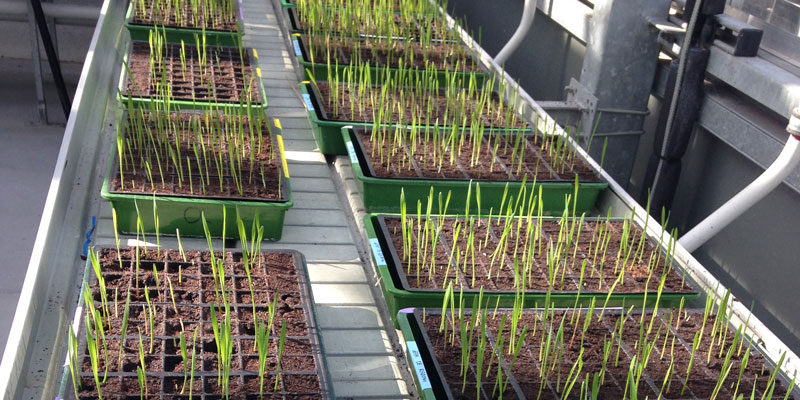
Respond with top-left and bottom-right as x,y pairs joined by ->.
291,36 -> 487,87
101,125 -> 293,240
124,1 -> 245,47
118,43 -> 267,113
301,83 -> 532,156
57,249 -> 335,399
365,214 -> 700,327
398,308 -> 800,400
343,126 -> 607,214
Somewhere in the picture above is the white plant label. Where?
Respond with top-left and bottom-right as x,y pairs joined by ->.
407,341 -> 432,390
346,141 -> 359,164
369,238 -> 386,266
293,40 -> 302,57
302,93 -> 314,111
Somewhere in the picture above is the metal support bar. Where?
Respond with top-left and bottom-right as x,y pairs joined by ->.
679,108 -> 800,252
597,107 -> 650,116
25,0 -> 47,122
647,16 -> 687,34
593,130 -> 646,137
537,101 -> 581,112
493,0 -> 535,65
29,0 -> 72,119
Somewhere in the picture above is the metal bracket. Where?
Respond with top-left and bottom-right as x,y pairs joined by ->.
565,78 -> 597,113
713,14 -> 763,57
540,79 -> 650,144
565,78 -> 598,145
535,79 -> 598,143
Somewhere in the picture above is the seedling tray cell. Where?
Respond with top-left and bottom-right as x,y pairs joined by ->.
366,214 -> 699,325
59,248 -> 333,399
343,126 -> 607,214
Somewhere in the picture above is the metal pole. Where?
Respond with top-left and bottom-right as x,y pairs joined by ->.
679,108 -> 800,252
29,0 -> 71,119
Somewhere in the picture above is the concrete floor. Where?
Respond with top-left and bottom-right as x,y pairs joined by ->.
0,56 -> 80,357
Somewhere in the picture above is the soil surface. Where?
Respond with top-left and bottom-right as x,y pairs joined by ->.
357,128 -> 602,183
75,248 -> 324,398
422,309 -> 796,399
125,41 -> 261,104
302,34 -> 480,72
130,0 -> 239,31
383,217 -> 694,295
109,111 -> 285,201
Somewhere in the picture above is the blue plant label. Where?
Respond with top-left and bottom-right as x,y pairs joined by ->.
346,141 -> 359,164
302,93 -> 314,111
293,39 -> 302,57
369,238 -> 386,266
407,341 -> 432,390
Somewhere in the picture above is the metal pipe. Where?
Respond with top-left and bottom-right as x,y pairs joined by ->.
493,0 -> 535,66
679,108 -> 800,252
0,1 -> 99,25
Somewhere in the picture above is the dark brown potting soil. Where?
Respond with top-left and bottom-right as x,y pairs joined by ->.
125,41 -> 261,104
383,217 -> 694,295
108,112 -> 285,201
130,0 -> 239,31
421,310 -> 796,399
302,34 -> 480,72
357,129 -> 602,183
75,248 -> 323,398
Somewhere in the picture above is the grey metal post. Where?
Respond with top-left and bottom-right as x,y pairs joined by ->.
579,0 -> 669,187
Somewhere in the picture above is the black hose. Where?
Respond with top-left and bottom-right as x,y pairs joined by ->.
29,0 -> 72,119
642,48 -> 709,211
640,0 -> 721,212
